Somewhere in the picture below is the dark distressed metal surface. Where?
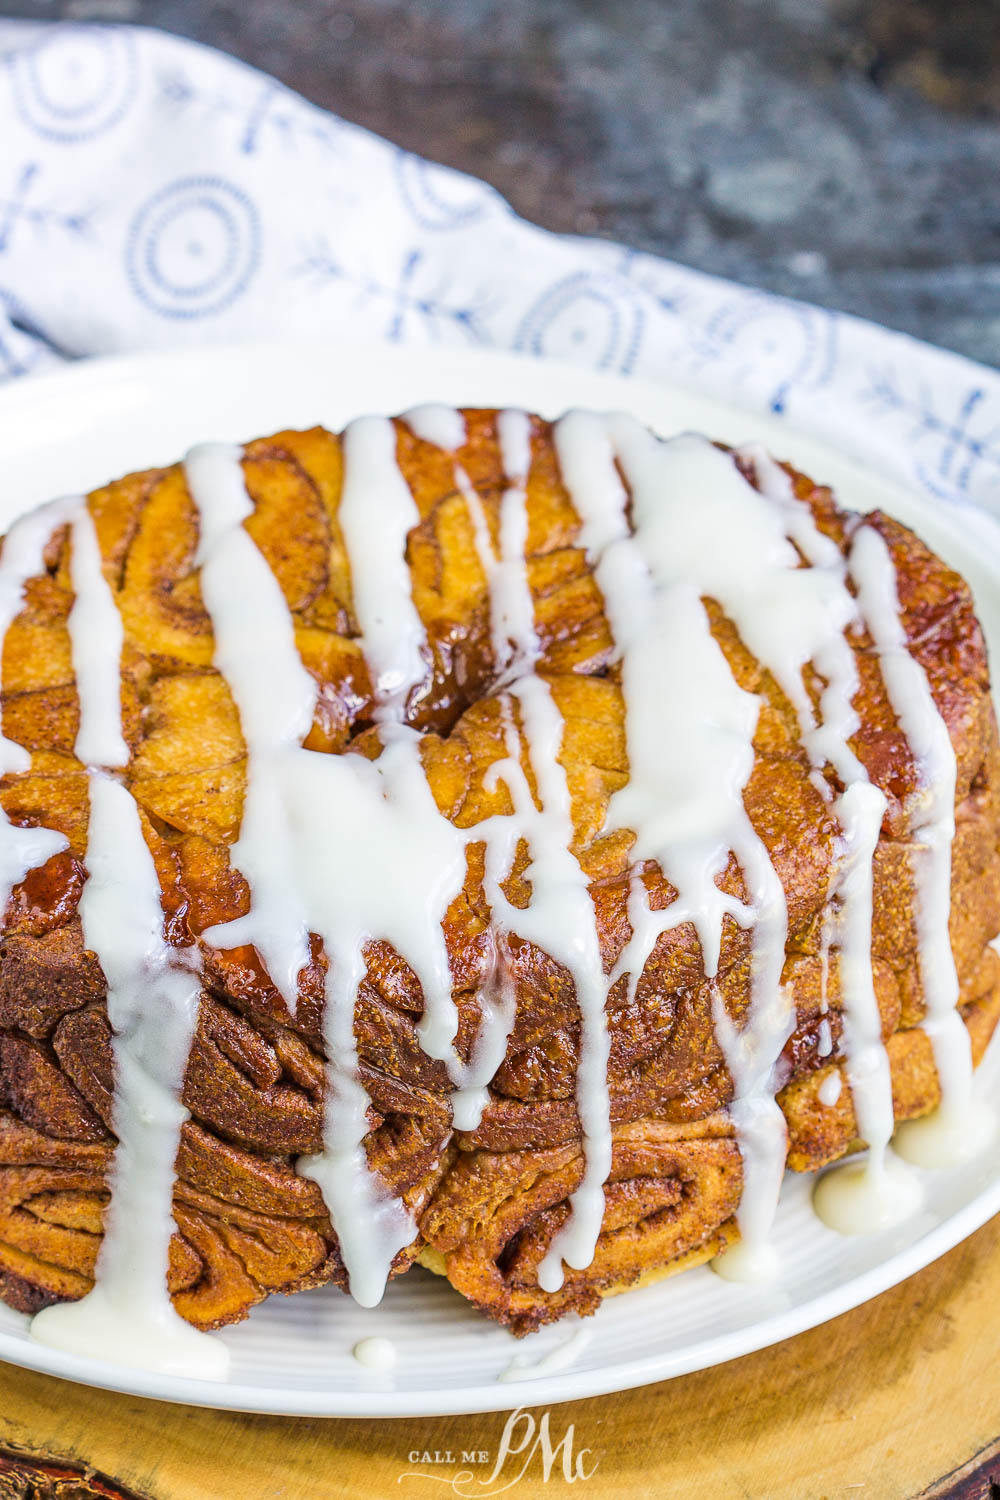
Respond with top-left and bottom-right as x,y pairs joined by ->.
916,1433 -> 1000,1499
0,0 -> 998,366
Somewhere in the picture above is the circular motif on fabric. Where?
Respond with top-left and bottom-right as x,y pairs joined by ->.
126,178 -> 261,321
8,26 -> 137,143
514,272 -> 645,374
705,298 -> 838,415
395,151 -> 493,231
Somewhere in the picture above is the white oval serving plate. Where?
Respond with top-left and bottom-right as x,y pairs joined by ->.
1,339 -> 999,1418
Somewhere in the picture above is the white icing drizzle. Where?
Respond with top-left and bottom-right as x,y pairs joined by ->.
409,414 -> 604,1240
482,677 -> 610,1292
29,503 -> 226,1376
742,450 -> 921,1233
66,509 -> 129,770
189,418 -> 561,1298
339,416 -> 429,720
498,1322 -> 593,1383
405,410 -> 504,676
554,415 -> 795,1281
849,523 -> 995,1167
0,812 -> 66,923
32,774 -> 227,1377
398,407 -> 521,1128
406,408 -> 612,1280
489,409 -> 538,669
184,440 -> 467,1307
496,410 -> 533,490
492,410 -> 537,672
821,777 -> 914,1209
334,418 -> 468,1058
352,1335 -> 397,1370
400,409 -> 535,1132
813,1150 -> 921,1234
405,404 -> 538,676
818,1070 -> 843,1107
404,403 -> 466,453
186,441 -> 315,1009
292,728 -> 468,1304
449,968 -> 517,1134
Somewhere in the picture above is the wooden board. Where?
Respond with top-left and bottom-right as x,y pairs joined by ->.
3,1215 -> 1000,1500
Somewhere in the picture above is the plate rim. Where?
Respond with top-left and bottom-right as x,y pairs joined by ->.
3,1173 -> 1000,1417
0,338 -> 998,1418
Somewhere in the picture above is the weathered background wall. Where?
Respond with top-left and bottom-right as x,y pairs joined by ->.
1,0 -> 997,365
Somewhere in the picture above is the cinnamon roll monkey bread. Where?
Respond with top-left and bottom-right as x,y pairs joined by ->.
0,405 -> 996,1373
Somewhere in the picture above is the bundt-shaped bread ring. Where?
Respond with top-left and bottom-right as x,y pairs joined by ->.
0,408 -> 996,1356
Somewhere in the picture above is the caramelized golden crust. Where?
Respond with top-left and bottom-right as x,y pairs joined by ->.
0,412 -> 997,1334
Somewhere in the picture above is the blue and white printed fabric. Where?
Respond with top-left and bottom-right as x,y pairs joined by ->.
1,19 -> 999,514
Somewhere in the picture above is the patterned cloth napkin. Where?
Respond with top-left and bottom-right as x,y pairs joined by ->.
1,18 -> 998,514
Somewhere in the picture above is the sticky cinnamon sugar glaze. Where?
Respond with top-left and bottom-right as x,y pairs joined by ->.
0,410 -> 996,1371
